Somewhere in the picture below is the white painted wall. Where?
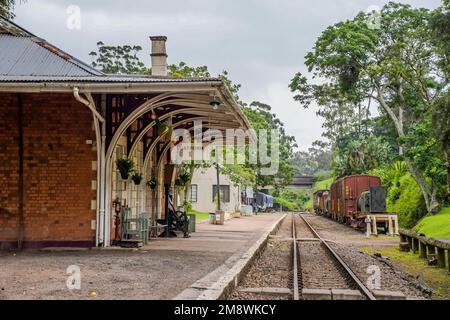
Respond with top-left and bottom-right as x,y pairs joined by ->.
190,167 -> 241,214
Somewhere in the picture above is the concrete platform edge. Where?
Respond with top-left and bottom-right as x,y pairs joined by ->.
173,214 -> 287,300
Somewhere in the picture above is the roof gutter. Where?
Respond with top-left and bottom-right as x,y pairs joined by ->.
0,80 -> 223,93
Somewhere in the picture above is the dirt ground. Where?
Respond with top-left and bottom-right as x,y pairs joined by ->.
302,213 -> 400,248
0,249 -> 228,300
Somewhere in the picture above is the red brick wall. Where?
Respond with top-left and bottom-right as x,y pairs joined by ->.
0,94 -> 19,243
0,93 -> 97,248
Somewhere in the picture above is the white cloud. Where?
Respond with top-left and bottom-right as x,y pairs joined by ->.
13,0 -> 442,153
245,81 -> 324,152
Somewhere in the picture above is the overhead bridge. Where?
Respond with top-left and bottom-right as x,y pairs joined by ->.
287,176 -> 316,189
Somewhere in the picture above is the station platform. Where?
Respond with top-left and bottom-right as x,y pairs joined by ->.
144,214 -> 282,253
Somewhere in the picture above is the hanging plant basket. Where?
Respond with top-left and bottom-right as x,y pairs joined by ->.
175,177 -> 183,187
116,158 -> 135,180
175,172 -> 191,188
155,118 -> 168,137
146,177 -> 158,190
131,172 -> 143,185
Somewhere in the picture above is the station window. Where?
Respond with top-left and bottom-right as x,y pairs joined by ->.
190,184 -> 198,203
212,185 -> 230,203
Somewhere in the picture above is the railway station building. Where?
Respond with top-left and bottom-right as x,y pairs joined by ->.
0,16 -> 252,249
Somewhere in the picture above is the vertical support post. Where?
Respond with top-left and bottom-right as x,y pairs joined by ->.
447,250 -> 450,273
419,241 -> 427,259
365,217 -> 371,237
164,184 -> 170,238
407,236 -> 413,252
436,248 -> 446,268
394,216 -> 399,235
372,216 -> 377,236
412,238 -> 419,254
99,94 -> 107,246
17,93 -> 24,250
388,216 -> 393,236
216,163 -> 221,211
427,245 -> 436,255
399,233 -> 410,252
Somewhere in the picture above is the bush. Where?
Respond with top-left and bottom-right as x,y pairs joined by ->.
272,189 -> 310,211
273,197 -> 297,211
387,174 -> 426,228
370,161 -> 426,228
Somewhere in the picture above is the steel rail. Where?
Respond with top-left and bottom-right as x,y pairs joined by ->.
292,213 -> 299,300
296,213 -> 377,301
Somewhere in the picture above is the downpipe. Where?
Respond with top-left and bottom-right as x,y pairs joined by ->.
73,87 -> 106,247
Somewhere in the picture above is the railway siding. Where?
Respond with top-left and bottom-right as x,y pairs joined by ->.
301,213 -> 431,299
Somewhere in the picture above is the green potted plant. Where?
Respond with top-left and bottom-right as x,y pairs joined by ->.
131,172 -> 143,185
116,158 -> 135,180
179,172 -> 191,186
155,118 -> 168,137
146,177 -> 158,190
175,172 -> 191,188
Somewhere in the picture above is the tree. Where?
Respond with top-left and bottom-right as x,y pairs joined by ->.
290,2 -> 448,213
290,143 -> 332,176
242,102 -> 296,189
89,42 -> 148,75
0,0 -> 16,19
332,135 -> 391,178
430,1 -> 450,202
168,62 -> 211,78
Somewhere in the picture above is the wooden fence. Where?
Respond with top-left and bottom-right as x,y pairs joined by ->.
399,228 -> 450,273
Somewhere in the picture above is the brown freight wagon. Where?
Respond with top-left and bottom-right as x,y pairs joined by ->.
329,175 -> 381,223
313,190 -> 329,215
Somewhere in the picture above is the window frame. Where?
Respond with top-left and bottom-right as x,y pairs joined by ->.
212,185 -> 230,203
190,184 -> 198,203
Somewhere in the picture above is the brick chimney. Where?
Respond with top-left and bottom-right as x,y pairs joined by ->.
150,36 -> 168,76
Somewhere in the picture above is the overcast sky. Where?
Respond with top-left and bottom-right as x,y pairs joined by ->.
14,0 -> 442,151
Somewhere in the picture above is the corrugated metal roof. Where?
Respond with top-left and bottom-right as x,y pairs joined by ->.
0,16 -> 219,85
0,74 -> 221,83
0,35 -> 102,76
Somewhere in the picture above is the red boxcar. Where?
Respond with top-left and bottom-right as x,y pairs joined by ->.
329,175 -> 381,223
313,190 -> 329,215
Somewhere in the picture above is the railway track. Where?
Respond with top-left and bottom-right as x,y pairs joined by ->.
294,212 -> 376,300
229,212 -> 376,300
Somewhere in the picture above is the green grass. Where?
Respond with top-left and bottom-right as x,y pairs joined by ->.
313,177 -> 334,191
362,246 -> 450,300
413,206 -> 450,238
188,210 -> 210,221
